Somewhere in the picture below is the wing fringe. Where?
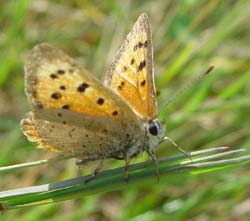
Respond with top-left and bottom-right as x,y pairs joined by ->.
21,113 -> 60,152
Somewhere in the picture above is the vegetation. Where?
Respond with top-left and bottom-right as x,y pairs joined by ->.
0,1 -> 249,220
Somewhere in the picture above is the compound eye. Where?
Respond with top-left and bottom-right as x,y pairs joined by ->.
148,124 -> 158,136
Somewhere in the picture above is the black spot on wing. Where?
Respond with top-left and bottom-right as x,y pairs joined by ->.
59,85 -> 66,90
140,80 -> 146,86
77,83 -> 89,92
117,81 -> 125,90
133,40 -> 148,51
57,69 -> 65,75
51,92 -> 62,99
137,60 -> 146,71
62,104 -> 70,109
50,73 -> 58,79
138,41 -> 144,48
97,98 -> 104,105
112,110 -> 118,116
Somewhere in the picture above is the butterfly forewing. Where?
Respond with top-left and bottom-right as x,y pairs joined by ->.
21,44 -> 144,159
104,13 -> 157,120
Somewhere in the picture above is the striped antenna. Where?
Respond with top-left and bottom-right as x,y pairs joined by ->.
159,65 -> 214,112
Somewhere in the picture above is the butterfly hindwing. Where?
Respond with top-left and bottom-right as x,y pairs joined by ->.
21,112 -> 128,160
104,13 -> 157,120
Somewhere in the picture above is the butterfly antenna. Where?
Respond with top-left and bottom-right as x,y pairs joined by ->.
159,65 -> 214,112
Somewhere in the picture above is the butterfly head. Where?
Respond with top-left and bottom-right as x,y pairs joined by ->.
146,118 -> 165,151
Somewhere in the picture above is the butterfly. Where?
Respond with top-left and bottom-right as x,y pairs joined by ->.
21,13 -> 165,182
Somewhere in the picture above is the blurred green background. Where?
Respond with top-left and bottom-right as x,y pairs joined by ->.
0,0 -> 249,220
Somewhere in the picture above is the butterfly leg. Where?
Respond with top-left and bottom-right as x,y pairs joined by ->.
76,159 -> 104,184
84,160 -> 104,184
124,156 -> 130,183
146,150 -> 160,182
162,136 -> 192,160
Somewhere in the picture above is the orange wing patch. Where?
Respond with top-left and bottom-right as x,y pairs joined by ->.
104,13 -> 157,120
24,44 -> 131,122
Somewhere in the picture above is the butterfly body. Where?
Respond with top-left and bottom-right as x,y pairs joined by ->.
21,13 -> 165,174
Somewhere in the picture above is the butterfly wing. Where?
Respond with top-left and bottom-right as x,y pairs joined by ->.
22,112 -> 128,160
21,43 -> 144,160
104,13 -> 157,121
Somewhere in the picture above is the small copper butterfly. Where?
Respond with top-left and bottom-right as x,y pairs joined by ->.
21,13 -> 165,181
